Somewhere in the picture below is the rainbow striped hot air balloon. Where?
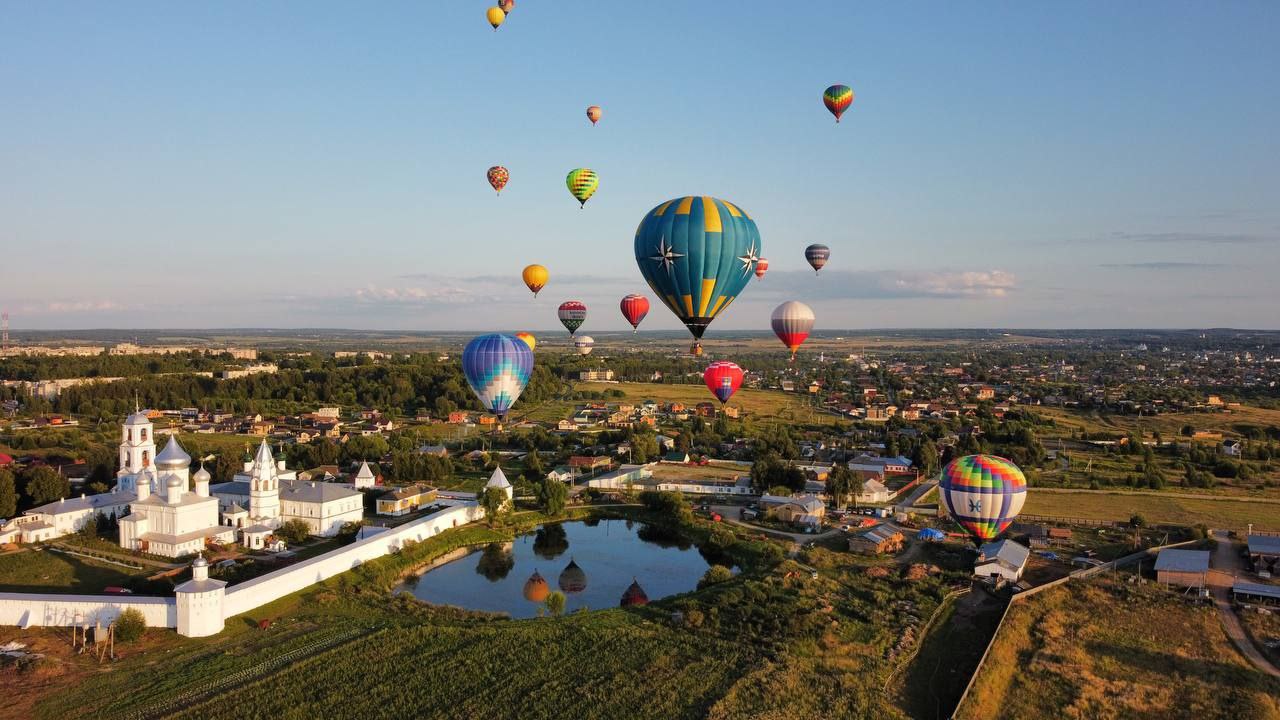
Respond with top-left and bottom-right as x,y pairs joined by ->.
566,168 -> 598,208
633,196 -> 762,354
703,361 -> 744,405
462,334 -> 534,421
823,84 -> 854,123
938,454 -> 1028,543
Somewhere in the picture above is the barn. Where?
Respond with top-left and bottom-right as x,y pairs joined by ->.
1153,549 -> 1210,590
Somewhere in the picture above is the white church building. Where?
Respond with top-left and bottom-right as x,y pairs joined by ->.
117,435 -> 236,557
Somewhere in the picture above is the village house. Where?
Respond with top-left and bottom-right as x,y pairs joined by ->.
760,494 -> 825,529
974,539 -> 1030,584
376,483 -> 437,516
1154,549 -> 1210,590
848,524 -> 904,555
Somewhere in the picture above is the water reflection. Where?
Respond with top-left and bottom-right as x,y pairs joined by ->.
404,519 -> 720,618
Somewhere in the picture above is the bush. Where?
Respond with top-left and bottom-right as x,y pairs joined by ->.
277,519 -> 312,544
698,565 -> 734,590
114,608 -> 146,643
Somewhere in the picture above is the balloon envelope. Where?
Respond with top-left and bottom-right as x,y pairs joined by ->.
805,244 -> 830,273
633,196 -> 762,349
586,105 -> 602,125
938,455 -> 1028,543
487,6 -> 505,29
823,84 -> 854,122
515,332 -> 536,351
566,168 -> 599,207
522,264 -> 548,297
574,336 -> 595,355
771,301 -> 815,358
620,294 -> 649,331
499,0 -> 514,12
487,166 -> 509,194
558,300 -> 587,335
703,361 -> 744,405
462,334 -> 534,420
754,257 -> 769,280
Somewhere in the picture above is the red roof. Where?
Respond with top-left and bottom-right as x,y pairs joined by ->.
0,453 -> 13,466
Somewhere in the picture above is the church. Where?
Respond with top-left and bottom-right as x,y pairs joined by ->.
117,434 -> 237,557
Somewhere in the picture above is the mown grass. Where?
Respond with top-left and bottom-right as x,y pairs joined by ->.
570,381 -> 840,425
0,548 -> 146,593
956,579 -> 1280,720
1021,490 -> 1280,531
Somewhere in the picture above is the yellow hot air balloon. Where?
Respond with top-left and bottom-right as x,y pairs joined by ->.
515,332 -> 536,351
522,264 -> 548,298
487,6 -> 505,30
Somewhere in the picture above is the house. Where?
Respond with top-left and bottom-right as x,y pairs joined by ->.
447,411 -> 470,424
569,455 -> 611,472
1247,534 -> 1280,573
556,419 -> 577,432
1154,549 -> 1210,590
854,478 -> 891,504
376,483 -> 438,517
662,451 -> 691,464
848,524 -> 904,555
760,494 -> 825,529
848,454 -> 913,475
974,539 -> 1030,584
417,444 -> 448,458
546,466 -> 575,484
695,402 -> 716,417
1222,439 -> 1242,457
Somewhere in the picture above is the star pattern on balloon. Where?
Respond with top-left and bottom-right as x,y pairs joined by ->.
650,236 -> 684,273
737,243 -> 759,275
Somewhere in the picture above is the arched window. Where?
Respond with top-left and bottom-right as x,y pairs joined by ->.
142,451 -> 150,467
141,429 -> 148,442
127,428 -> 133,442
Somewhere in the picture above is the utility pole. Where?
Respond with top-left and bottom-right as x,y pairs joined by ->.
1,312 -> 8,351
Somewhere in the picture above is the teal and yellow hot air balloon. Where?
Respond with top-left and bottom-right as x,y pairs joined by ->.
566,168 -> 598,208
633,196 -> 762,354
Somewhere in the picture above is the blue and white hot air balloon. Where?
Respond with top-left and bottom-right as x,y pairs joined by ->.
462,334 -> 534,421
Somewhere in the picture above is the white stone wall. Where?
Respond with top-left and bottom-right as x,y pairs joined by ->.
221,503 -> 483,618
0,593 -> 176,629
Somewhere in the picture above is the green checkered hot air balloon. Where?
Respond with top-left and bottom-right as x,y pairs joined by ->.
566,168 -> 598,208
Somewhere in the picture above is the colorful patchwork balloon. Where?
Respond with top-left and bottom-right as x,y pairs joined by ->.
823,84 -> 854,123
704,360 -> 744,405
487,166 -> 509,195
566,168 -> 598,208
619,294 -> 649,332
462,333 -> 534,420
633,196 -> 762,354
938,454 -> 1028,543
558,300 -> 587,336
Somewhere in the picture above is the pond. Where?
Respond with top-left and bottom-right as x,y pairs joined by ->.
400,519 -> 726,618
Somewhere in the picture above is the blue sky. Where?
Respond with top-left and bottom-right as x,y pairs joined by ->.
3,1 -> 1278,332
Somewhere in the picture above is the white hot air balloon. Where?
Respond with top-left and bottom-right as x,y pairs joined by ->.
771,301 -> 815,360
574,335 -> 595,356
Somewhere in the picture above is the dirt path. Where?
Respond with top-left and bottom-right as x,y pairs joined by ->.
1033,488 -> 1280,504
1209,530 -> 1280,678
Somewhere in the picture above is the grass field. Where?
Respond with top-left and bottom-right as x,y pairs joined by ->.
1022,489 -> 1280,531
571,381 -> 837,425
1036,404 -> 1280,441
0,548 -> 146,594
650,461 -> 748,482
955,579 -> 1280,720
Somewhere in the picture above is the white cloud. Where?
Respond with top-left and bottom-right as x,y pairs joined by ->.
18,299 -> 123,314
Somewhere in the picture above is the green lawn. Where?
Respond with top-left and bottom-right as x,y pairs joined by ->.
956,579 -> 1280,720
1022,489 -> 1280,531
567,381 -> 840,425
0,548 -> 147,593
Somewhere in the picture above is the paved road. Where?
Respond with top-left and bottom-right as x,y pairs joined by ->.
898,479 -> 938,508
1208,530 -> 1280,678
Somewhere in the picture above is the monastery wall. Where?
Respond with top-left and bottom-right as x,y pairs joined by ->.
0,593 -> 176,629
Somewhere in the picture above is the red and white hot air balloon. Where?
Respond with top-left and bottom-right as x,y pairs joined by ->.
619,294 -> 649,333
754,257 -> 769,281
703,361 -> 744,405
771,301 -> 815,360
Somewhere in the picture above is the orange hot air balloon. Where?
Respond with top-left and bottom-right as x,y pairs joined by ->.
487,6 -> 505,30
515,332 -> 536,351
754,257 -> 769,281
499,0 -> 514,12
522,264 -> 548,298
586,105 -> 602,126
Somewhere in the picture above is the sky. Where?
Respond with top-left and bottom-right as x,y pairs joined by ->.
2,1 -> 1279,333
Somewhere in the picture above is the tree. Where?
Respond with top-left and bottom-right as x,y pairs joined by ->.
277,519 -> 312,544
114,608 -> 147,642
1129,513 -> 1147,528
544,590 -> 566,617
827,464 -> 855,508
0,469 -> 16,518
22,466 -> 69,507
480,486 -> 508,526
522,451 -> 544,483
913,441 -> 940,479
698,564 -> 734,590
538,478 -> 568,517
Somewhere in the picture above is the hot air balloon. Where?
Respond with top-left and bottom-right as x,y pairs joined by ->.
633,196 -> 762,354
804,244 -> 830,273
515,332 -> 536,351
566,168 -> 598,208
586,105 -> 602,126
619,294 -> 649,333
704,361 -> 744,405
823,84 -> 854,123
558,301 -> 587,336
486,6 -> 505,30
499,0 -> 514,12
938,455 -> 1028,543
487,166 -> 509,195
771,301 -> 814,360
462,334 -> 534,421
522,264 -> 548,298
574,336 -> 595,356
754,257 -> 769,281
